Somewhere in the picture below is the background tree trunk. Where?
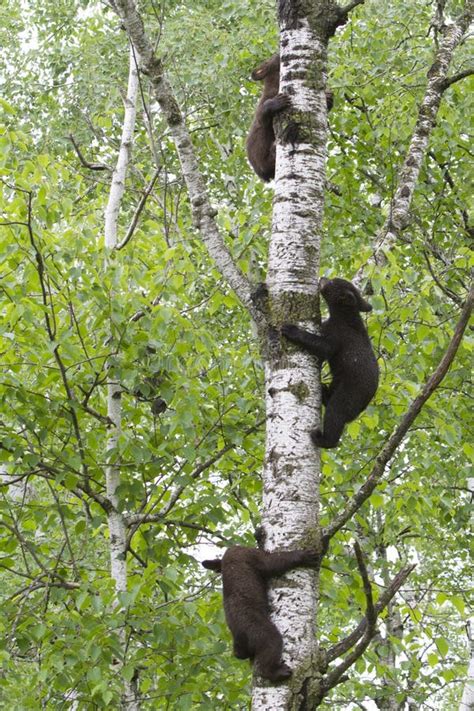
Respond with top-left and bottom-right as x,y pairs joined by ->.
104,45 -> 140,710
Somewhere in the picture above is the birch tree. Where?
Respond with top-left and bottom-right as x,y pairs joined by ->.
0,0 -> 472,708
103,44 -> 140,709
111,0 -> 472,707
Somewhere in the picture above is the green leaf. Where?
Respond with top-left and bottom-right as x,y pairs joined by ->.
435,638 -> 449,658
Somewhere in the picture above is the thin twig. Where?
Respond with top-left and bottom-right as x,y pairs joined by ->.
69,134 -> 109,171
116,167 -> 161,250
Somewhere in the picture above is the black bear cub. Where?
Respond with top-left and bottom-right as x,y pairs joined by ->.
202,546 -> 319,681
282,277 -> 379,448
246,54 -> 333,182
246,54 -> 288,182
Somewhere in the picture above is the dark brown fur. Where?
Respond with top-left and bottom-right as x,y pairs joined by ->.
282,277 -> 379,448
202,546 -> 319,681
246,54 -> 333,182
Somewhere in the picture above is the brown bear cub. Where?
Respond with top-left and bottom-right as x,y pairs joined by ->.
246,54 -> 333,182
282,277 -> 379,448
202,546 -> 319,681
246,54 -> 288,182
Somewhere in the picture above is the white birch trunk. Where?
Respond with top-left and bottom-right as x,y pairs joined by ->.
460,651 -> 474,711
252,15 -> 330,711
105,47 -> 138,250
104,45 -> 140,711
460,479 -> 474,711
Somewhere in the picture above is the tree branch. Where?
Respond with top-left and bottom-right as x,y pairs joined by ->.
354,541 -> 376,628
69,134 -> 109,171
355,3 -> 473,279
116,166 -> 161,250
108,0 -> 259,323
339,0 -> 365,16
441,67 -> 474,90
125,516 -> 229,542
322,563 -> 415,695
20,187 -> 91,483
126,416 -> 266,526
427,150 -> 471,239
73,482 -> 114,514
324,281 -> 473,541
327,562 -> 415,663
7,579 -> 81,602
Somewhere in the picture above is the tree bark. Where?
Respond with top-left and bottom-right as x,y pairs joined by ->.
110,0 -> 259,322
104,45 -> 140,711
251,3 -> 334,709
459,637 -> 474,711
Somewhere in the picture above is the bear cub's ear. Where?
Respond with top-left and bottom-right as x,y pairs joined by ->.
202,558 -> 222,573
342,286 -> 372,312
341,288 -> 358,306
357,294 -> 373,312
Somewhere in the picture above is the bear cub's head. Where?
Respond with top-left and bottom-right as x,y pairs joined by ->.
320,277 -> 372,313
251,53 -> 280,90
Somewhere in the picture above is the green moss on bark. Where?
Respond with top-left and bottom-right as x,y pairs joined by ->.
288,380 -> 310,402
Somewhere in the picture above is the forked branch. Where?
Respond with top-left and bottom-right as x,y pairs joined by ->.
321,561 -> 415,697
69,134 -> 109,171
327,560 -> 415,663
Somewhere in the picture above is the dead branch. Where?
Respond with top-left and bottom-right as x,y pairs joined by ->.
69,134 -> 110,171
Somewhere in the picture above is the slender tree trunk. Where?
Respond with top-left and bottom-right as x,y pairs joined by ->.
374,534 -> 403,711
251,3 -> 334,708
459,475 -> 474,711
459,644 -> 474,711
104,45 -> 140,710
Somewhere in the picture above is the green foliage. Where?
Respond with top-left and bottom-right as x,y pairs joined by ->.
0,0 -> 471,708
